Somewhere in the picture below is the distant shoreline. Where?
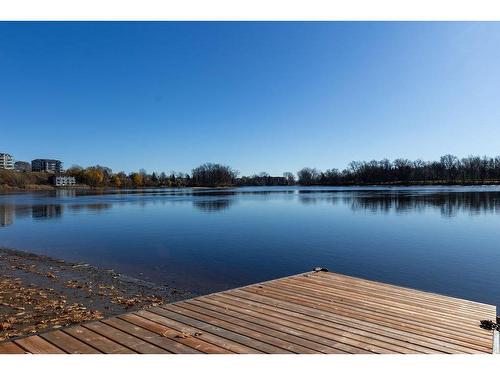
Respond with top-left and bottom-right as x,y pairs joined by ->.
2,180 -> 500,193
0,184 -> 90,192
3,156 -> 500,190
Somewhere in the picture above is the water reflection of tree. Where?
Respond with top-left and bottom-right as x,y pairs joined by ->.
193,199 -> 234,212
298,196 -> 340,205
299,192 -> 500,217
68,203 -> 112,212
0,202 -> 114,225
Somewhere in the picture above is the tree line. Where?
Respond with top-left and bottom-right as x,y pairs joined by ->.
63,163 -> 238,188
65,165 -> 192,188
2,155 -> 500,189
297,155 -> 500,185
65,163 -> 295,188
0,170 -> 53,189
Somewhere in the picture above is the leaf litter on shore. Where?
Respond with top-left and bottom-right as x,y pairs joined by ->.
0,248 -> 193,342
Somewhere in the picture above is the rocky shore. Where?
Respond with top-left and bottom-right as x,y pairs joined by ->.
0,248 -> 193,342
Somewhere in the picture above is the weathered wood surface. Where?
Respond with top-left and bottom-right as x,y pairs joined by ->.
0,270 -> 496,354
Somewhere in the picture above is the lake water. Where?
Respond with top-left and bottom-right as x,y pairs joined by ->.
1,186 -> 499,307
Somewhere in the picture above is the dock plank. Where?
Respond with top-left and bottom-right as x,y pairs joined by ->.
41,330 -> 100,354
243,284 -> 493,348
63,325 -> 134,354
157,305 -> 298,353
14,336 -> 65,354
269,280 -> 487,333
221,289 -> 488,353
0,270 -> 496,354
179,300 -> 352,353
0,342 -> 26,354
82,321 -> 168,354
200,295 -> 439,354
115,313 -> 229,354
144,306 -> 282,353
103,316 -> 204,354
133,310 -> 261,353
288,275 -> 490,320
316,272 -> 494,311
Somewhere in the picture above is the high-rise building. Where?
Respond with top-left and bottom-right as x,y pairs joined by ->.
0,153 -> 14,170
31,159 -> 63,173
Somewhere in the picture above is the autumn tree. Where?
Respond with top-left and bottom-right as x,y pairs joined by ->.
83,167 -> 105,187
66,165 -> 84,182
111,174 -> 122,187
129,172 -> 144,187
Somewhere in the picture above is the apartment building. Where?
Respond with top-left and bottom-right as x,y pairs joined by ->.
0,153 -> 14,170
31,159 -> 63,173
50,175 -> 76,186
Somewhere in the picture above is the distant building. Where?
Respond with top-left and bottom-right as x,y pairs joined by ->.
0,153 -> 14,170
50,175 -> 76,187
14,161 -> 31,172
31,159 -> 63,173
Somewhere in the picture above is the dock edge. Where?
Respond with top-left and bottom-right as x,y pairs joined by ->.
494,330 -> 499,354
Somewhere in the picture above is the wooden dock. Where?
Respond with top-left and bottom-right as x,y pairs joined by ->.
0,269 -> 497,354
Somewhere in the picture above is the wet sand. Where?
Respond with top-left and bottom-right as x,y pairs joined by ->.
0,248 -> 194,342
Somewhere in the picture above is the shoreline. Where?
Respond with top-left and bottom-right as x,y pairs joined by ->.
0,247 -> 194,342
2,181 -> 500,193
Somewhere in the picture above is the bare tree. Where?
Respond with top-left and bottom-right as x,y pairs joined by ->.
191,163 -> 238,187
283,172 -> 296,185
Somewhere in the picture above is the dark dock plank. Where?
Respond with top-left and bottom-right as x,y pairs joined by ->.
0,270 -> 496,354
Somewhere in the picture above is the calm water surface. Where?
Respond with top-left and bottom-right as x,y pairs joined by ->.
1,186 -> 499,307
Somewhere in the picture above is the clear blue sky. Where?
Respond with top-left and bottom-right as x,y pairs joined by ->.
1,22 -> 500,176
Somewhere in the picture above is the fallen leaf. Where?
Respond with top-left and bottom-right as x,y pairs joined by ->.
175,331 -> 202,339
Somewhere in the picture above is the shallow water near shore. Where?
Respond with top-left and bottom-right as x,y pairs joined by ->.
1,186 -> 500,307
